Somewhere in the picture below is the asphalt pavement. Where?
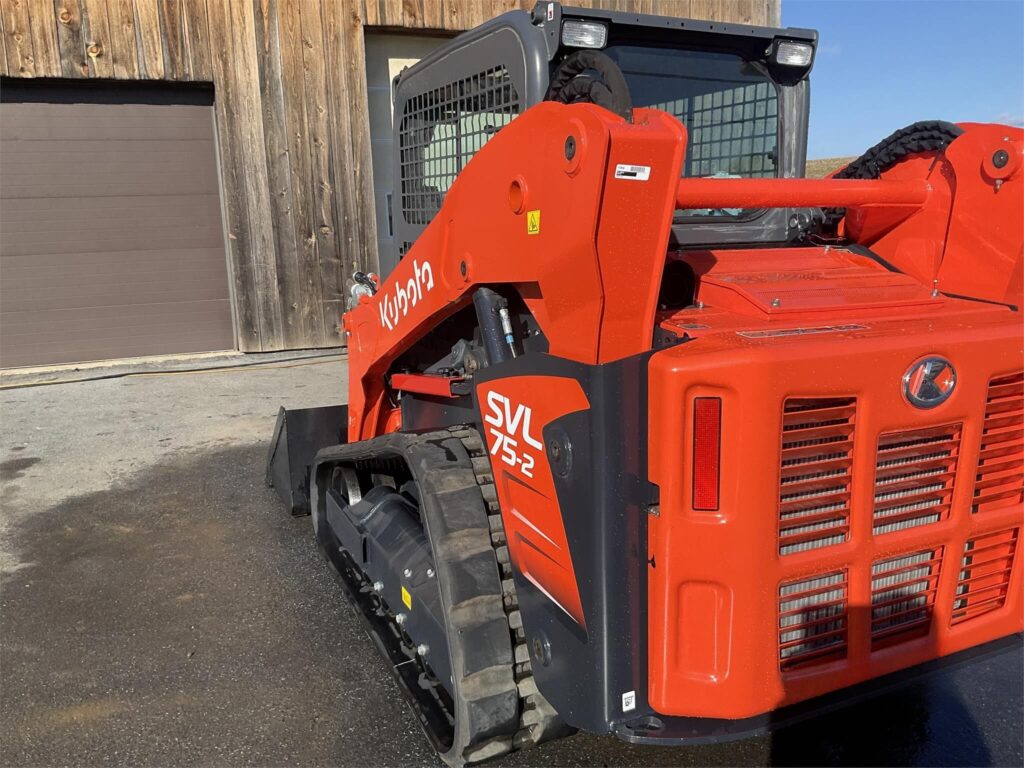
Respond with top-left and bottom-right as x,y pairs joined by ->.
1,357 -> 1021,767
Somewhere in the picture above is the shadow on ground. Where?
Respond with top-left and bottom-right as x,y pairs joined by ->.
2,444 -> 1020,767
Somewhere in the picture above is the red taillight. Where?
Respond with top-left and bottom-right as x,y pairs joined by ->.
693,397 -> 722,511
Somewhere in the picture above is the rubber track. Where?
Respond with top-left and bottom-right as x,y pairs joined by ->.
832,120 -> 964,181
450,427 -> 571,760
312,427 -> 567,766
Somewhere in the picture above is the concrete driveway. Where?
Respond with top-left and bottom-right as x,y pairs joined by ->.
1,357 -> 1021,767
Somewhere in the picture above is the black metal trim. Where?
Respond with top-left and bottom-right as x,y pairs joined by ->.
472,349 -> 658,734
614,632 -> 1023,745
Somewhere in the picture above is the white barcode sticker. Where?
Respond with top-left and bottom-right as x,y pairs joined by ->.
622,690 -> 636,712
614,164 -> 651,181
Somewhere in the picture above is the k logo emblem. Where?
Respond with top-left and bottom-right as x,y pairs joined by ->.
903,357 -> 956,409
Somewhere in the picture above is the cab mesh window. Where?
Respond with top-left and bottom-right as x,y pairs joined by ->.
606,46 -> 779,180
654,83 -> 778,178
399,66 -> 520,225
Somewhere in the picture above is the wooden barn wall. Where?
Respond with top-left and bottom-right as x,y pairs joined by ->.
0,0 -> 781,352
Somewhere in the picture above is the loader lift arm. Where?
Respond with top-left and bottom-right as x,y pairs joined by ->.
344,103 -> 1009,446
344,103 -> 686,442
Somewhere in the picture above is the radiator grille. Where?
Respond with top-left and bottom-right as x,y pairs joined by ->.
871,549 -> 942,647
779,398 -> 856,555
873,424 -> 961,535
951,528 -> 1019,625
779,570 -> 848,669
972,372 -> 1024,514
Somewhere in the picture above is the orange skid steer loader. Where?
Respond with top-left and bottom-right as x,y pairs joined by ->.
267,3 -> 1024,764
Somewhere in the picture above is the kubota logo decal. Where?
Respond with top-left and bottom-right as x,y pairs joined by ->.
484,391 -> 544,478
378,259 -> 434,331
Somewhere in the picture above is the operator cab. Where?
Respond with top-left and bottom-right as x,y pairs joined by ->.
384,1 -> 817,277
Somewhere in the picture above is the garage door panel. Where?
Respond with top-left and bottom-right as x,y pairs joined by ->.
0,103 -> 216,142
0,248 -> 230,312
2,139 -> 221,198
0,195 -> 225,256
1,95 -> 234,367
0,299 -> 235,368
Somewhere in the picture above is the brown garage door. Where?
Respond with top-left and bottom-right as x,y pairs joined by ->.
1,85 -> 234,368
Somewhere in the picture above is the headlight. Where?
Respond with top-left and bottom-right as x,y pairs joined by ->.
771,39 -> 814,67
561,19 -> 608,49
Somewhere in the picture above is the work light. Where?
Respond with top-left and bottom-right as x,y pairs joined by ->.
771,39 -> 814,67
561,19 -> 608,49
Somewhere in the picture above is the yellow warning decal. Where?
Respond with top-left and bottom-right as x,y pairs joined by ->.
401,586 -> 412,609
527,210 -> 541,235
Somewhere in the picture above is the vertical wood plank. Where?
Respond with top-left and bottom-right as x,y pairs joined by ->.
722,0 -> 752,24
252,0 -> 322,348
104,0 -> 139,77
439,0 -> 465,30
82,0 -> 114,77
301,0 -> 345,344
341,5 -> 377,277
158,0 -> 186,79
229,0 -> 286,349
480,0 -> 504,27
323,0 -> 366,338
655,0 -> 692,17
378,0 -> 399,25
463,0 -> 480,27
688,0 -> 722,21
28,4 -> 62,75
280,0 -> 324,345
420,0 -> 443,28
206,0 -> 262,349
133,0 -> 165,78
359,0 -> 379,26
2,0 -> 36,76
182,0 -> 213,79
54,0 -> 88,76
402,0 -> 425,28
0,7 -> 7,75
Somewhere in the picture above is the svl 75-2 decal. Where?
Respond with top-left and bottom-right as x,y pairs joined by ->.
483,390 -> 544,478
476,376 -> 590,627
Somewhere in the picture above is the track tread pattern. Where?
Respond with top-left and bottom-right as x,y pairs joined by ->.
448,427 -> 572,761
833,120 -> 964,180
311,426 -> 568,767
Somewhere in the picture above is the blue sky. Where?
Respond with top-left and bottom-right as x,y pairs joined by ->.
783,0 -> 1024,158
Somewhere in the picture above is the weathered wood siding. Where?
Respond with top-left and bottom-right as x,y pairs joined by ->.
1,0 -> 781,352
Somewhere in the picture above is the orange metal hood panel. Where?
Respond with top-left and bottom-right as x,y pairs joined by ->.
687,247 -> 940,319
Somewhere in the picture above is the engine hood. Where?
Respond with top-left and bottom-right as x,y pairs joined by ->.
683,246 -> 938,319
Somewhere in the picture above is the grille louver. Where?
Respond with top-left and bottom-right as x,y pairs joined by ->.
779,570 -> 848,669
871,549 -> 942,646
873,425 -> 961,535
951,528 -> 1019,625
973,373 -> 1024,514
779,398 -> 856,555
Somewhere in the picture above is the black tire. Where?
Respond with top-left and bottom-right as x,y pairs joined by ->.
546,49 -> 633,122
